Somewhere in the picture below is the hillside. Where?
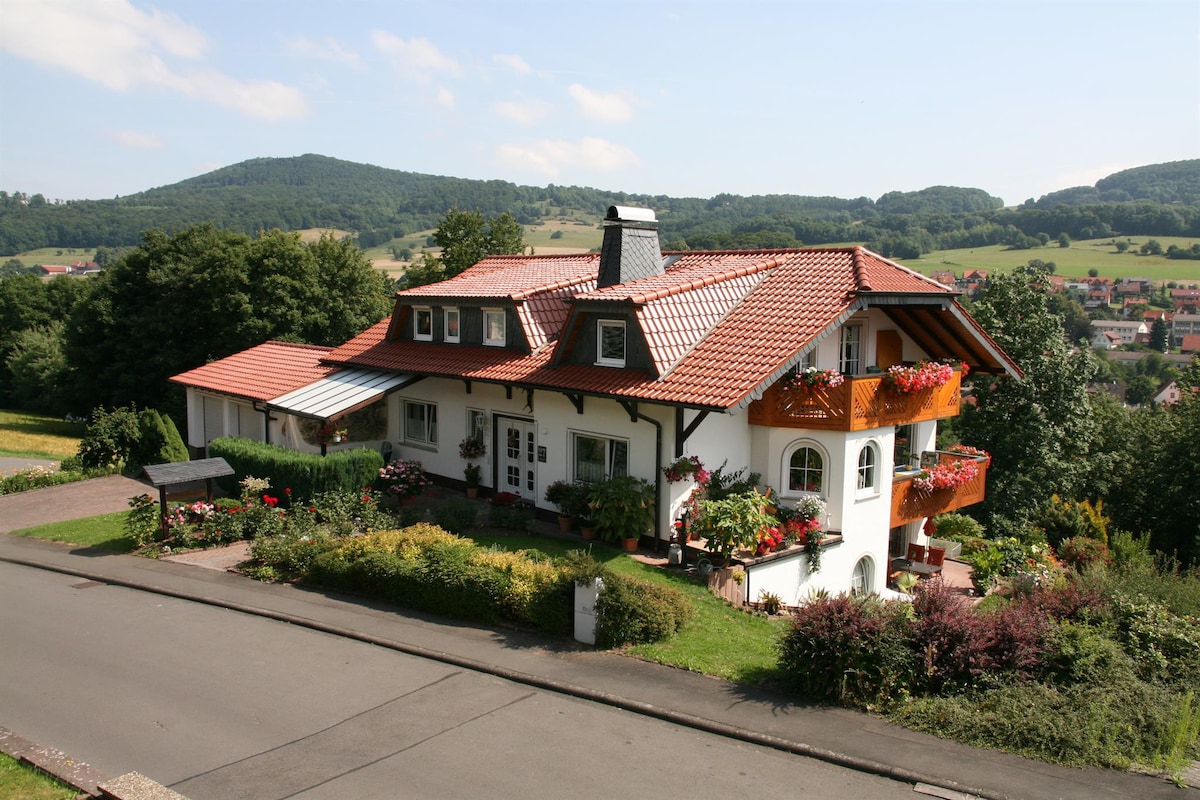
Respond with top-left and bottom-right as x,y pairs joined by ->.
1,155 -> 1199,258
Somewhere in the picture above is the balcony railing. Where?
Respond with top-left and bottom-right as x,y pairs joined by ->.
890,451 -> 988,527
747,370 -> 962,431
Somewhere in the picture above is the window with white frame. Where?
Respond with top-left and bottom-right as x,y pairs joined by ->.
839,324 -> 863,375
572,432 -> 628,483
894,423 -> 915,470
466,408 -> 486,441
403,400 -> 438,446
413,306 -> 433,341
444,307 -> 460,342
857,443 -> 878,491
786,444 -> 824,494
797,350 -> 814,371
850,556 -> 873,596
597,320 -> 626,367
483,308 -> 506,346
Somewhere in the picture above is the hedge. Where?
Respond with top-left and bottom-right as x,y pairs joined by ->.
207,436 -> 383,502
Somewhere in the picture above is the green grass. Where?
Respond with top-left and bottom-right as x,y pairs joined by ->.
0,752 -> 79,800
0,410 -> 84,460
10,512 -> 135,553
900,236 -> 1200,283
2,246 -> 96,267
469,533 -> 788,683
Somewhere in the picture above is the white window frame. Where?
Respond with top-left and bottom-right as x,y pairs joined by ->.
466,408 -> 486,441
571,431 -> 629,483
483,307 -> 506,346
782,441 -> 825,497
403,399 -> 438,447
444,307 -> 460,343
596,319 -> 627,367
850,556 -> 874,596
856,442 -> 879,494
839,323 -> 863,375
413,306 -> 433,341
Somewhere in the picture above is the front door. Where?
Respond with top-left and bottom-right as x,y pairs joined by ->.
499,417 -> 536,497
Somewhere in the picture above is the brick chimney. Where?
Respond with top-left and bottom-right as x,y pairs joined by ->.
597,205 -> 663,288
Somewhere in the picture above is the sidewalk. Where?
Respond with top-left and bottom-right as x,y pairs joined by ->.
1,532 -> 1194,800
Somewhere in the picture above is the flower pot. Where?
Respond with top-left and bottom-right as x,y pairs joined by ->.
622,537 -> 639,552
466,487 -> 478,499
557,515 -> 573,533
581,526 -> 597,540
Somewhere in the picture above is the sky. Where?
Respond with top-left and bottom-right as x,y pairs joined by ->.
1,0 -> 1197,208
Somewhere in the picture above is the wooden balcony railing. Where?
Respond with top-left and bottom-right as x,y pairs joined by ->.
748,370 -> 962,431
890,451 -> 988,527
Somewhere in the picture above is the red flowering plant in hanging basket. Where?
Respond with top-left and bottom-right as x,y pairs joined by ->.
663,455 -> 710,485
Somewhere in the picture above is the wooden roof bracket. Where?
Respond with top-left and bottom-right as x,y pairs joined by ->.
674,408 -> 710,457
565,393 -> 585,414
618,400 -> 639,422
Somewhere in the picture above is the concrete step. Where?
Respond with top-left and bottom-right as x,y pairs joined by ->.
0,725 -> 108,797
98,772 -> 190,800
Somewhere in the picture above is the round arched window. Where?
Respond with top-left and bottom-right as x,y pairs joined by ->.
851,556 -> 874,596
787,446 -> 824,494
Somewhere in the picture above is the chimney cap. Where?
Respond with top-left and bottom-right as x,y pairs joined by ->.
606,205 -> 657,224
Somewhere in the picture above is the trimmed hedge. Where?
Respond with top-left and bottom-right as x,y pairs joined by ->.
208,436 -> 383,502
296,524 -> 688,645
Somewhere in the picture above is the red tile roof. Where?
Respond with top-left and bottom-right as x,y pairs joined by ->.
170,341 -> 335,401
327,246 -> 1011,410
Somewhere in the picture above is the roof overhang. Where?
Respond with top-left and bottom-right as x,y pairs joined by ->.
867,293 -> 1023,378
265,368 -> 415,421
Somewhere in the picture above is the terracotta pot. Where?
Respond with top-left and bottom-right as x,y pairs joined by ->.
466,487 -> 478,499
622,537 -> 639,552
581,526 -> 597,540
557,515 -> 573,533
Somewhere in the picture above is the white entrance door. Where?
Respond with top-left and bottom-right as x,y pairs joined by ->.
499,418 -> 536,497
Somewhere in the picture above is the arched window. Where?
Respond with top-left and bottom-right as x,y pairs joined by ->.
786,445 -> 824,494
851,556 -> 874,596
857,443 -> 877,492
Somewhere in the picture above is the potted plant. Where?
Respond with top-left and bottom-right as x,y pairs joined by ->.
882,360 -> 955,394
545,479 -> 585,532
463,462 -> 481,499
689,489 -> 776,564
378,459 -> 432,503
662,455 -> 709,485
586,475 -> 655,551
792,494 -> 827,574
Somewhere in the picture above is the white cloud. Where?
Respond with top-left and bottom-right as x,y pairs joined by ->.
0,0 -> 309,120
568,83 -> 635,123
286,35 -> 364,69
108,130 -> 163,149
495,137 -> 640,177
493,98 -> 551,125
434,86 -> 455,108
493,53 -> 532,75
371,31 -> 461,85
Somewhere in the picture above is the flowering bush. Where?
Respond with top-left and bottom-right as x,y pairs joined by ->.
912,459 -> 979,492
379,459 -> 432,498
459,437 -> 487,460
785,367 -> 845,392
883,361 -> 955,394
663,455 -> 709,484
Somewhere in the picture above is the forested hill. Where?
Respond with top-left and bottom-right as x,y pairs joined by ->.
1,154 -> 1199,257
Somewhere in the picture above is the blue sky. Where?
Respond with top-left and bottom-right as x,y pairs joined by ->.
1,0 -> 1197,207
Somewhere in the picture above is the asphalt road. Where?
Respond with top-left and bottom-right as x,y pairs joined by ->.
0,560 -> 907,800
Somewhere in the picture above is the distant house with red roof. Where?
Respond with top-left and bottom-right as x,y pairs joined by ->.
172,206 -> 1019,600
1172,288 -> 1200,314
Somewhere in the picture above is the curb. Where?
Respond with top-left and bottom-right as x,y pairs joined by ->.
1,551 -> 1013,800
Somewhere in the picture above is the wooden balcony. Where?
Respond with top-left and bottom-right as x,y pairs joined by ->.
890,451 -> 988,527
747,370 -> 962,431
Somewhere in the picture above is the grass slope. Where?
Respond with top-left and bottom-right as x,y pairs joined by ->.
0,410 -> 84,460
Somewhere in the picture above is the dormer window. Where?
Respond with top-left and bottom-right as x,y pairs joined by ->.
444,307 -> 460,343
413,306 -> 433,341
484,308 -> 506,346
597,320 -> 626,367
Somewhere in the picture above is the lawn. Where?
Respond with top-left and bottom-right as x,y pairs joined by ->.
899,236 -> 1200,283
9,512 -> 135,553
0,409 -> 84,460
1,246 -> 96,268
0,753 -> 78,800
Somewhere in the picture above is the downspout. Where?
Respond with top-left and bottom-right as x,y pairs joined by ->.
620,401 -> 663,555
253,401 -> 272,446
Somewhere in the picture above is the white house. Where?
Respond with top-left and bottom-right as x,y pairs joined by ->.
1089,319 -> 1147,348
172,206 -> 1020,603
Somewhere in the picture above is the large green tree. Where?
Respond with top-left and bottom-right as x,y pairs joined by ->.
957,265 -> 1100,536
403,209 -> 526,287
63,225 -> 392,417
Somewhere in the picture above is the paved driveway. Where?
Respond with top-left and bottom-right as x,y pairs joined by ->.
0,474 -> 151,533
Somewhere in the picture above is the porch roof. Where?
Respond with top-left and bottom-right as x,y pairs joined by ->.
265,367 -> 414,421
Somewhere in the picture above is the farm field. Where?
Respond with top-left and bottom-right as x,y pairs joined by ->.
900,236 -> 1200,284
2,246 -> 97,268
